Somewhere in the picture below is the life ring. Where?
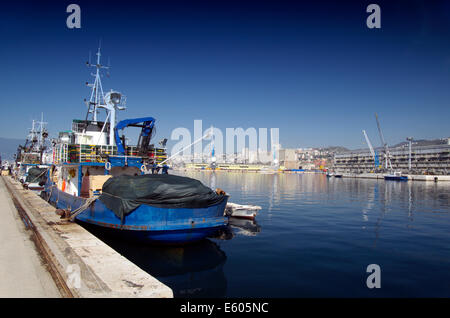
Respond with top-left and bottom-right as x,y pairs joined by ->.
140,165 -> 147,173
105,162 -> 111,171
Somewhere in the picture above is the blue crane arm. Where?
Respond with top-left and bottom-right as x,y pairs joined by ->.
114,117 -> 155,155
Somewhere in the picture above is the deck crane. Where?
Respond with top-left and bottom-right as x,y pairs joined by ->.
374,113 -> 392,171
362,130 -> 380,168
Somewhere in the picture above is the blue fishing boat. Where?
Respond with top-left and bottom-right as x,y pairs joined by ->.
44,173 -> 229,243
42,47 -> 229,244
384,172 -> 408,181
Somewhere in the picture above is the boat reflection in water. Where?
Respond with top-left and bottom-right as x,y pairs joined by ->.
80,215 -> 262,297
80,223 -> 228,297
227,217 -> 261,237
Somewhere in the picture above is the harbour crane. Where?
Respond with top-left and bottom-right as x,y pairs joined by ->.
374,113 -> 392,171
362,130 -> 380,168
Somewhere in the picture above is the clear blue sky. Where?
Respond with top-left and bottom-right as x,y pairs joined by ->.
0,0 -> 449,150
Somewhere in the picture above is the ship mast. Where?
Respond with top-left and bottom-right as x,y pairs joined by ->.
85,45 -> 109,123
84,45 -> 126,146
37,113 -> 48,148
25,120 -> 38,151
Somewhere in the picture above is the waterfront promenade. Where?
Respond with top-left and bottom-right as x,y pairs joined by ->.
0,177 -> 60,297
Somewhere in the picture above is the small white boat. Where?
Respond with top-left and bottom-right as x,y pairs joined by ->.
225,202 -> 261,219
327,171 -> 342,178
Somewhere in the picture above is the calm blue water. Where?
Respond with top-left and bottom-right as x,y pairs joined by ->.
84,171 -> 450,297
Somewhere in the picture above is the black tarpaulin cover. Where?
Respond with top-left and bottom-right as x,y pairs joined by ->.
25,167 -> 47,184
98,174 -> 227,221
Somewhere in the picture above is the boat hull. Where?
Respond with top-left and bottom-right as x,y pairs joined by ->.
45,187 -> 228,244
226,210 -> 257,220
384,175 -> 408,181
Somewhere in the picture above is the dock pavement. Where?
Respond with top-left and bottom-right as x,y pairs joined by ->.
0,176 -> 173,298
0,177 -> 60,297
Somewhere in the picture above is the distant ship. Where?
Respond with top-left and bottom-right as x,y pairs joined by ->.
384,171 -> 408,181
15,115 -> 51,193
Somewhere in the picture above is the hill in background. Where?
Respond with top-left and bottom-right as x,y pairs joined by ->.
391,138 -> 449,148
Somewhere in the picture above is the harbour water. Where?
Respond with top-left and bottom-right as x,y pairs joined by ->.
81,172 -> 450,297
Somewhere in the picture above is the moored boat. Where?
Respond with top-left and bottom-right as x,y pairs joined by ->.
41,46 -> 229,244
326,171 -> 342,178
45,173 -> 229,244
225,202 -> 261,219
14,115 -> 51,184
384,171 -> 408,181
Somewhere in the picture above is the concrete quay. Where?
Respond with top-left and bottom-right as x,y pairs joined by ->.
0,177 -> 60,297
341,173 -> 450,182
0,176 -> 173,298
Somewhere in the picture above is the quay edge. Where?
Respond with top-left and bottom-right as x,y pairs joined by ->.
1,176 -> 173,298
340,173 -> 450,182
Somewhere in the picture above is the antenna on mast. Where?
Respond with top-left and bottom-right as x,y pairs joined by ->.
84,43 -> 110,123
83,44 -> 126,146
106,57 -> 111,77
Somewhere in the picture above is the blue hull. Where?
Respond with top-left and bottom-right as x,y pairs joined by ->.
45,187 -> 228,244
384,176 -> 408,181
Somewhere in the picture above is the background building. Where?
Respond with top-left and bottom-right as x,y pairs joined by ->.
333,141 -> 450,174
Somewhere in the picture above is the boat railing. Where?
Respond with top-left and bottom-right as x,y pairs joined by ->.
20,152 -> 41,164
53,143 -> 168,164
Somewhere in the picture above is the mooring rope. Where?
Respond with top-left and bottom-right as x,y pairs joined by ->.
46,185 -> 55,202
67,197 -> 98,221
